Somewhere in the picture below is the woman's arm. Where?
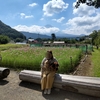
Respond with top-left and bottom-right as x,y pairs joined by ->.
41,58 -> 46,77
41,57 -> 46,68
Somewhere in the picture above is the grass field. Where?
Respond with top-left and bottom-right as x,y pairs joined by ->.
92,48 -> 100,77
0,43 -> 28,51
0,44 -> 82,74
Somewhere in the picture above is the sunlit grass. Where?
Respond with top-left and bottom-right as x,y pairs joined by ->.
92,48 -> 100,77
0,45 -> 82,74
0,43 -> 29,51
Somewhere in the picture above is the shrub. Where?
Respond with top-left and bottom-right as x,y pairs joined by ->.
0,35 -> 10,44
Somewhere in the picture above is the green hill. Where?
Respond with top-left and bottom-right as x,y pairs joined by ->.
0,20 -> 26,40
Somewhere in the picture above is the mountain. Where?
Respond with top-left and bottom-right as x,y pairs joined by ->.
0,20 -> 26,39
21,31 -> 85,39
0,20 -> 85,40
55,33 -> 77,38
56,33 -> 85,38
45,24 -> 53,28
21,31 -> 51,39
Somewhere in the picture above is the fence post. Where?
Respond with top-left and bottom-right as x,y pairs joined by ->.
86,44 -> 88,54
70,56 -> 73,68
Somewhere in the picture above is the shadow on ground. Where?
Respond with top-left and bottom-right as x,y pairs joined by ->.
19,81 -> 100,100
0,79 -> 9,85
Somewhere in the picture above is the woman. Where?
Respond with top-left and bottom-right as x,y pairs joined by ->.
41,50 -> 59,94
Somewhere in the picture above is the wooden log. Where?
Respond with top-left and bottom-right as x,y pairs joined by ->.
19,70 -> 100,97
0,67 -> 10,79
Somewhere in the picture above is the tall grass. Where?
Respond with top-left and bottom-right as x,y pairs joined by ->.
92,48 -> 100,77
0,43 -> 28,51
0,44 -> 82,74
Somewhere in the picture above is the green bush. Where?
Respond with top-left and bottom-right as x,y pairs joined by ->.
0,35 -> 10,44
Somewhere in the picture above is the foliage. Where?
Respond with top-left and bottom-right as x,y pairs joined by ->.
89,30 -> 100,48
14,38 -> 24,42
75,0 -> 100,8
51,33 -> 56,41
0,35 -> 10,44
0,20 -> 26,40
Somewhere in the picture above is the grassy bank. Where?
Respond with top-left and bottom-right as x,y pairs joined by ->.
0,44 -> 82,74
92,48 -> 100,77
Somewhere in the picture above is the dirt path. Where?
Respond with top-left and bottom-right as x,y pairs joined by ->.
0,70 -> 100,100
72,54 -> 93,76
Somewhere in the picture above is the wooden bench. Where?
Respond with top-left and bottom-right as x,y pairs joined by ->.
0,67 -> 10,79
19,70 -> 100,97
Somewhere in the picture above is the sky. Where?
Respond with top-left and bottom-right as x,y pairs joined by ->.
0,0 -> 100,36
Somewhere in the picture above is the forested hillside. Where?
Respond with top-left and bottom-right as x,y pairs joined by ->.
0,20 -> 26,40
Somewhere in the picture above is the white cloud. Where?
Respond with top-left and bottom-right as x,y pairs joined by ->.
28,3 -> 37,7
52,17 -> 65,23
62,2 -> 100,35
63,13 -> 100,35
13,25 -> 60,34
20,13 -> 33,19
66,16 -> 97,26
43,0 -> 69,16
25,15 -> 33,19
20,13 -> 25,19
40,18 -> 44,20
73,3 -> 95,16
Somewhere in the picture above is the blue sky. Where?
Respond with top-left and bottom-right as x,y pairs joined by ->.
0,0 -> 100,36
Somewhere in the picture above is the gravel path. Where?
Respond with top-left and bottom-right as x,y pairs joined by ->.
0,70 -> 100,100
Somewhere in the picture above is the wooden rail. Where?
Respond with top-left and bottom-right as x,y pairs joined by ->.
19,70 -> 100,97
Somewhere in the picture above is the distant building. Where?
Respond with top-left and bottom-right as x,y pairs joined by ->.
28,39 -> 38,44
52,41 -> 65,46
43,41 -> 65,47
53,41 -> 65,44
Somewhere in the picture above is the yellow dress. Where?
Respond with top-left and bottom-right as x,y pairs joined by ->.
41,57 -> 58,90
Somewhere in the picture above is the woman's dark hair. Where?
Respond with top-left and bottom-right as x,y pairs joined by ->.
47,50 -> 52,54
46,50 -> 53,59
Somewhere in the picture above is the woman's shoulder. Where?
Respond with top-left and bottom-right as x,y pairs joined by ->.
53,57 -> 57,59
42,57 -> 47,61
53,57 -> 57,61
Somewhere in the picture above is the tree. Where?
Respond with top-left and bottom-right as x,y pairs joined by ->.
36,38 -> 42,42
89,30 -> 98,44
0,35 -> 10,44
89,30 -> 100,49
94,37 -> 100,49
51,33 -> 56,41
70,39 -> 76,44
75,0 -> 100,8
14,38 -> 24,42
